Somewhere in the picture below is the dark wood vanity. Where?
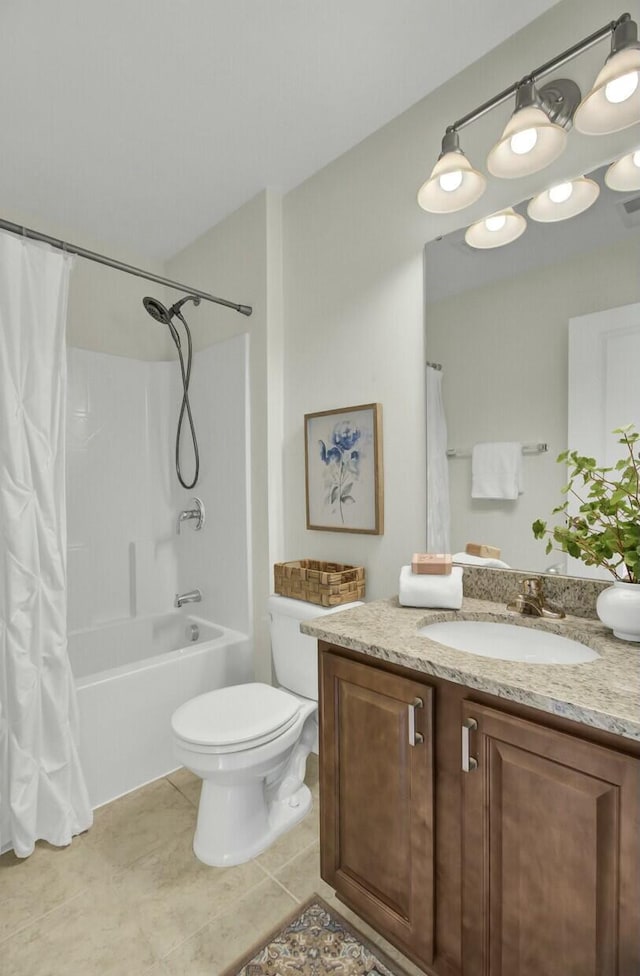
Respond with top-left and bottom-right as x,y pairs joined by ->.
318,639 -> 640,976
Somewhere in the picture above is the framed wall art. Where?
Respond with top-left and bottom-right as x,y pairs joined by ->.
304,403 -> 383,534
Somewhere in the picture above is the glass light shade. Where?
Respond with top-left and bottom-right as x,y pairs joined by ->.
465,208 -> 527,249
528,177 -> 600,222
418,151 -> 486,213
605,149 -> 640,190
574,47 -> 640,134
487,105 -> 568,178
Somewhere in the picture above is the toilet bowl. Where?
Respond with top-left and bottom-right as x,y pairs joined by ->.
171,595 -> 362,866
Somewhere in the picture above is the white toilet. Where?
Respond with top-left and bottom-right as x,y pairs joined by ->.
171,595 -> 361,866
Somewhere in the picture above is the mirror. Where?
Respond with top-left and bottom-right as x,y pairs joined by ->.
424,157 -> 640,578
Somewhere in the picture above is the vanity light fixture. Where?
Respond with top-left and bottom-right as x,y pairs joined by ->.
574,16 -> 640,134
605,148 -> 640,189
528,176 -> 600,222
417,130 -> 486,213
464,208 -> 527,249
487,79 -> 579,179
417,13 -> 638,214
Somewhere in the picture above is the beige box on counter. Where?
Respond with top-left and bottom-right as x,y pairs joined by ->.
411,553 -> 452,575
465,543 -> 502,560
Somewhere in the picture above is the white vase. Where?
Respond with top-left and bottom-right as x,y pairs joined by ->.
596,581 -> 640,642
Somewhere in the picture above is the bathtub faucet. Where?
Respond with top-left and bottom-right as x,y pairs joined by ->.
176,497 -> 205,534
175,588 -> 202,609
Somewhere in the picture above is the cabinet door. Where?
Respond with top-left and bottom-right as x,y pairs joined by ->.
461,701 -> 640,976
320,650 -> 434,969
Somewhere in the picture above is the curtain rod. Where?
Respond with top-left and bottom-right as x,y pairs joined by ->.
0,218 -> 253,317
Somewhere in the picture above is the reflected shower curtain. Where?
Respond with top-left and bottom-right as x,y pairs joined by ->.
0,231 -> 92,857
426,364 -> 451,553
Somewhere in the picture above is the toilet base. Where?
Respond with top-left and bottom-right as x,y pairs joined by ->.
193,781 -> 312,867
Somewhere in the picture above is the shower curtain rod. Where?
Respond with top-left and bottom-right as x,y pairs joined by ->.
0,218 -> 253,317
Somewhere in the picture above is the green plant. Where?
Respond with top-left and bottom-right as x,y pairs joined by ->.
532,425 -> 640,584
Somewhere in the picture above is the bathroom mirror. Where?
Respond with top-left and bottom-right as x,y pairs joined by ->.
424,157 -> 640,578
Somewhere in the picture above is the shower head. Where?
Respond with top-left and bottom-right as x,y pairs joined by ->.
143,296 -> 181,348
143,296 -> 171,324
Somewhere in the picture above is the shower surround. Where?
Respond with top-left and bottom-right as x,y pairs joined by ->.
66,334 -> 252,807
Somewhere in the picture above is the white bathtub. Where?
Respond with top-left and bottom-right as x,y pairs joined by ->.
68,614 -> 252,808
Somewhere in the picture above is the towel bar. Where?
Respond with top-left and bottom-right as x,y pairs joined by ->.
446,442 -> 548,458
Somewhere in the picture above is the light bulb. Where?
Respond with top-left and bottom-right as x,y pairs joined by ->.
438,170 -> 463,192
510,127 -> 538,155
549,181 -> 574,204
633,150 -> 640,167
605,70 -> 639,104
485,214 -> 507,232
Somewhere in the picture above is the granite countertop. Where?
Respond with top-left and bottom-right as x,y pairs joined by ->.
301,597 -> 640,741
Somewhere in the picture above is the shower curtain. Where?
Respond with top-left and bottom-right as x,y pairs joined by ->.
426,364 -> 451,553
0,231 -> 92,857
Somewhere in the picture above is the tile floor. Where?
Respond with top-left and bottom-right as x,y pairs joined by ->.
0,757 -> 423,976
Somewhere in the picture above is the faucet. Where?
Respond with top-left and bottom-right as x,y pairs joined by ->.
175,588 -> 202,609
176,497 -> 205,534
507,577 -> 565,619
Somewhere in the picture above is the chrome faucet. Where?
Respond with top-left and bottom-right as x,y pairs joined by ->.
175,588 -> 202,609
176,497 -> 205,534
507,577 -> 565,619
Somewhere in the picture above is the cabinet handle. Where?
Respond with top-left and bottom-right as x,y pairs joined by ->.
462,718 -> 478,772
408,697 -> 424,746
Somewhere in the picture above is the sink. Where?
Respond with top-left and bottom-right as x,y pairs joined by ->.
417,620 -> 599,664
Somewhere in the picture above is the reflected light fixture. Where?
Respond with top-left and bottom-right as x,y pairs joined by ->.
417,130 -> 486,213
605,148 -> 640,189
465,208 -> 527,249
574,15 -> 640,134
487,79 -> 580,179
528,176 -> 600,221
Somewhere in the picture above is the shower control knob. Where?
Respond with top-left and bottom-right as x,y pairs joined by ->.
176,497 -> 205,534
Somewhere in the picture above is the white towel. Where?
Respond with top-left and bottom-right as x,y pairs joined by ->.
471,442 -> 523,500
398,565 -> 463,609
453,552 -> 511,569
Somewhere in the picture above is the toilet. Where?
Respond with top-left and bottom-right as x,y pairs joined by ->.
171,595 -> 362,866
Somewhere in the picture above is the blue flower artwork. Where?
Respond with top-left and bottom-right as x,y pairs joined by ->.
318,421 -> 361,524
305,404 -> 383,534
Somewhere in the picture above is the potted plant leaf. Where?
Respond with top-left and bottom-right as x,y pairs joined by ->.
532,425 -> 640,641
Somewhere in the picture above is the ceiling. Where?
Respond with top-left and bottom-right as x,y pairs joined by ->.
1,0 -> 561,260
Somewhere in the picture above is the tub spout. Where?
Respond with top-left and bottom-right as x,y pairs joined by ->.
175,589 -> 202,609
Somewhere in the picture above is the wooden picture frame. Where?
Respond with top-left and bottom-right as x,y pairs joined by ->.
304,403 -> 383,534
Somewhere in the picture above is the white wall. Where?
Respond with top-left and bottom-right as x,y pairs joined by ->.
426,238 -> 640,572
280,0 -> 639,600
174,335 -> 251,635
66,339 -> 250,641
66,349 -> 176,632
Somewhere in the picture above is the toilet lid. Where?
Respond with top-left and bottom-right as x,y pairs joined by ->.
171,682 -> 301,747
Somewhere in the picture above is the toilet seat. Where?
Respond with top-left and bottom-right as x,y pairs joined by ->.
172,682 -> 302,754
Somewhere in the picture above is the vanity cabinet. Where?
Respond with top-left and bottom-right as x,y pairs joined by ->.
318,642 -> 640,976
319,650 -> 435,969
461,701 -> 640,976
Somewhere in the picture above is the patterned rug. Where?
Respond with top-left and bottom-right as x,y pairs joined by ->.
221,895 -> 408,976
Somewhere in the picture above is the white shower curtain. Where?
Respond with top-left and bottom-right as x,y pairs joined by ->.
426,364 -> 451,553
0,231 -> 92,857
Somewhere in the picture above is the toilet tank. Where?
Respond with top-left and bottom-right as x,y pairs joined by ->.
267,595 -> 362,700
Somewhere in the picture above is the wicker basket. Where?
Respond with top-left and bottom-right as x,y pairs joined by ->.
274,559 -> 365,607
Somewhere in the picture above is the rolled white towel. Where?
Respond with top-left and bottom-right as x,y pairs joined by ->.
398,565 -> 463,609
453,552 -> 510,569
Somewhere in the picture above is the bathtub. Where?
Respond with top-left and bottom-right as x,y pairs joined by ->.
68,614 -> 252,808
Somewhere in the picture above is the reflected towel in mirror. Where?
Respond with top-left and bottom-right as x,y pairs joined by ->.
471,442 -> 523,500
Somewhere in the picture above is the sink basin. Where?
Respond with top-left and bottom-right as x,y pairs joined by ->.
417,620 -> 599,664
